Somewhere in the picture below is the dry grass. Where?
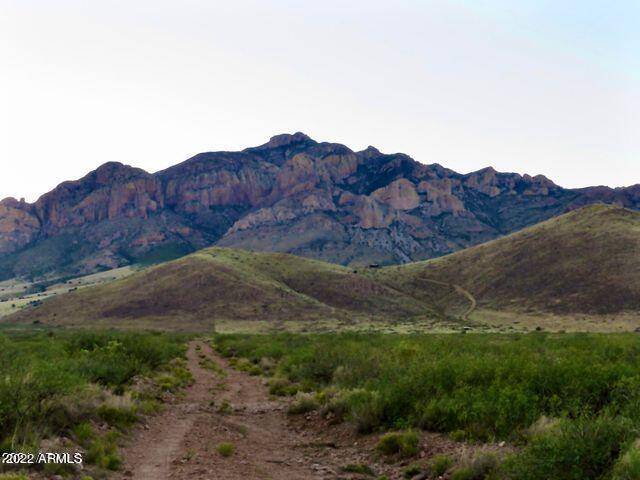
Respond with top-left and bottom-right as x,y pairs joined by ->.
5,248 -> 439,331
381,205 -> 640,317
5,205 -> 639,332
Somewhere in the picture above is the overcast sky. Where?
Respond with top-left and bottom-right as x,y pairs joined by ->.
1,0 -> 638,202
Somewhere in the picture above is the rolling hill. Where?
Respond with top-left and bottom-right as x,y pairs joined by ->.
379,204 -> 640,316
6,248 -> 446,331
6,204 -> 639,332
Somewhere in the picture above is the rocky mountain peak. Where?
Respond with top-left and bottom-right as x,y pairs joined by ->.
360,146 -> 382,158
90,161 -> 150,185
255,132 -> 315,150
0,197 -> 23,208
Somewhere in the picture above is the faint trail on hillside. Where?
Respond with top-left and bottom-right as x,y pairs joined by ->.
418,276 -> 477,321
452,284 -> 477,321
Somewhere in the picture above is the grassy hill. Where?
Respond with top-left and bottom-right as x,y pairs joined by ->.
7,204 -> 639,332
7,248 -> 444,331
379,204 -> 640,316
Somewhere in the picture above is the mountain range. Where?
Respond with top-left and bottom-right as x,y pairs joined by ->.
1,132 -> 638,280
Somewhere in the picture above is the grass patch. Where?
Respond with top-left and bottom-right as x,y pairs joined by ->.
216,442 -> 235,457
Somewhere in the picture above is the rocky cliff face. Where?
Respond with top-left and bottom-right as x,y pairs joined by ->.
1,132 -> 638,279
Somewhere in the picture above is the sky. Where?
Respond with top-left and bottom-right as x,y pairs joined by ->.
1,0 -> 638,202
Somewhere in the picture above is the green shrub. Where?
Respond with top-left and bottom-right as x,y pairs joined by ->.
268,377 -> 298,396
451,467 -> 475,480
376,431 -> 420,458
403,463 -> 423,478
97,404 -> 138,428
342,464 -> 375,476
505,415 -> 635,480
429,454 -> 454,476
217,400 -> 232,414
84,429 -> 122,471
612,440 -> 640,480
288,392 -> 320,414
73,421 -> 96,445
217,442 -> 235,457
452,451 -> 500,480
346,389 -> 384,433
320,388 -> 350,422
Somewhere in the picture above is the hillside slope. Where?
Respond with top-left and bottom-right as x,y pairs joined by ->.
7,248 -> 441,330
1,133 -> 638,279
380,205 -> 640,315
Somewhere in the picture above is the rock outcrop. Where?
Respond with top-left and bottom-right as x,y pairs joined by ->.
0,132 -> 638,279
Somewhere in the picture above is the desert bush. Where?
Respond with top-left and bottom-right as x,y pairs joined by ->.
214,333 -> 640,436
267,376 -> 298,396
287,392 -> 320,414
376,430 -> 420,458
403,463 -> 423,478
452,450 -> 500,480
216,442 -> 235,457
345,389 -> 384,433
611,439 -> 640,480
503,415 -> 636,480
429,454 -> 454,476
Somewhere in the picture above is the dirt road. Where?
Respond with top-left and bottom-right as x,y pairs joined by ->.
116,340 -> 465,480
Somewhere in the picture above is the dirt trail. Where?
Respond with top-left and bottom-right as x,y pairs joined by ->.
117,340 -> 467,480
452,284 -> 477,321
170,343 -> 317,480
115,340 -> 216,480
419,276 -> 477,321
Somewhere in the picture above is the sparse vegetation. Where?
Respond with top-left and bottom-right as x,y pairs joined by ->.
382,204 -> 640,317
9,247 -> 437,330
342,463 -> 375,476
217,399 -> 233,414
216,442 -> 235,457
